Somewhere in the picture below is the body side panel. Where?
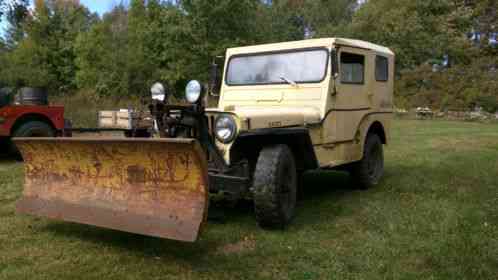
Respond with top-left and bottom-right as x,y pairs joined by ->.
312,112 -> 392,168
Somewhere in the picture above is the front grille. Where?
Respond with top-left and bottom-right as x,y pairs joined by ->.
208,115 -> 215,135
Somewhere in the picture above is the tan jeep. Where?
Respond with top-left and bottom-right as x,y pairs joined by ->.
204,37 -> 394,226
15,38 -> 394,242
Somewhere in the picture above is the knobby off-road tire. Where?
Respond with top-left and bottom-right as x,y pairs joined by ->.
253,144 -> 297,229
9,121 -> 55,156
350,134 -> 384,189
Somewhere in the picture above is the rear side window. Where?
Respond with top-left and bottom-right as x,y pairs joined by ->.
340,52 -> 364,84
375,56 -> 389,82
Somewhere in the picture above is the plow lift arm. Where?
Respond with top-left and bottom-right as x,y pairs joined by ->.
149,101 -> 228,173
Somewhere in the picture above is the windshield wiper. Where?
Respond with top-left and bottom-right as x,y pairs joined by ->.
280,76 -> 299,88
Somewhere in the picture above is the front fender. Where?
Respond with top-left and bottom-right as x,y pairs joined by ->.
231,127 -> 319,172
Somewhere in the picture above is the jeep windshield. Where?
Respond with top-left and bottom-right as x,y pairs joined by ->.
226,48 -> 329,86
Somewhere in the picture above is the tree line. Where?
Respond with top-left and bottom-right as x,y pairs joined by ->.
0,0 -> 496,111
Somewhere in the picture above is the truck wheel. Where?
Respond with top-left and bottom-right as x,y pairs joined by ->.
253,144 -> 297,229
350,134 -> 384,189
13,121 -> 55,137
9,121 -> 55,156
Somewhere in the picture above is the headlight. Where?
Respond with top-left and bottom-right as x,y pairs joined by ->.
214,115 -> 237,143
185,80 -> 202,103
151,82 -> 166,101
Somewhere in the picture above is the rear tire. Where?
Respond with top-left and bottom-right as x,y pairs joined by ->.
253,145 -> 297,229
9,121 -> 55,156
350,134 -> 384,189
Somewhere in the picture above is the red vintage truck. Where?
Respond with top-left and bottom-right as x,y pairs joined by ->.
0,88 -> 65,154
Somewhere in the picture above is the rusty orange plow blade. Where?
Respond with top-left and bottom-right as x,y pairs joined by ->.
13,138 -> 209,242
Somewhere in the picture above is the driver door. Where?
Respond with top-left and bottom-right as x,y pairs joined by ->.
327,47 -> 372,142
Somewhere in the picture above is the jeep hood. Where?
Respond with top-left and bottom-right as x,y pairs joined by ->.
207,106 -> 321,131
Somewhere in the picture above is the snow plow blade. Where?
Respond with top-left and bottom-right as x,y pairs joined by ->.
14,138 -> 209,242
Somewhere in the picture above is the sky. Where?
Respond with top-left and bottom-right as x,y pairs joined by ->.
79,0 -> 127,16
1,0 -> 127,36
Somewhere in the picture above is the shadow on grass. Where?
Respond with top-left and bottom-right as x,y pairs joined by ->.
300,169 -> 352,199
290,170 -> 361,228
208,169 -> 356,224
39,170 -> 361,257
0,140 -> 22,163
0,151 -> 19,163
0,152 -> 23,172
43,221 -> 220,262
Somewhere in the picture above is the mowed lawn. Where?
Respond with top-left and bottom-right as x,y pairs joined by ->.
0,120 -> 497,280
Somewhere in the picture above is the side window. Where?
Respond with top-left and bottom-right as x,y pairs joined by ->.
375,56 -> 389,82
340,52 -> 365,84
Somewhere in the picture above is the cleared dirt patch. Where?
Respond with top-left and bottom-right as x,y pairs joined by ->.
217,236 -> 256,255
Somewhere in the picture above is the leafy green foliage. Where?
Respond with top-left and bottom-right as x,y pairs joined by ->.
179,0 -> 260,77
0,0 -> 97,93
395,55 -> 498,112
346,0 -> 474,69
75,1 -> 192,98
347,0 -> 496,111
74,4 -> 130,97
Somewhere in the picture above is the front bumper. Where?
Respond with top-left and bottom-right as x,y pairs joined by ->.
209,173 -> 250,198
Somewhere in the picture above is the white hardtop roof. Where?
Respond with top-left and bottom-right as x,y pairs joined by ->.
227,37 -> 394,57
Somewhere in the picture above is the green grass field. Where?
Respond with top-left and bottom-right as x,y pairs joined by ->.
1,120 -> 497,280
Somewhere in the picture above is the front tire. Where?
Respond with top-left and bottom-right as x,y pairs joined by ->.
350,134 -> 384,189
253,144 -> 297,229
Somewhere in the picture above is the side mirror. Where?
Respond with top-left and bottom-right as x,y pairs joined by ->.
209,57 -> 223,97
331,49 -> 339,78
